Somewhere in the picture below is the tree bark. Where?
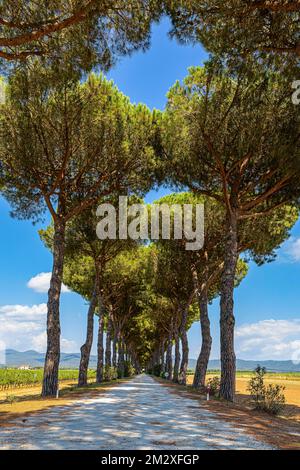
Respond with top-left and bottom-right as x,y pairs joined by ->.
166,328 -> 173,381
0,2 -> 101,52
193,288 -> 212,389
133,354 -> 140,374
160,340 -> 166,374
78,285 -> 97,387
173,330 -> 181,383
118,337 -> 125,378
105,335 -> 112,368
104,307 -> 113,379
179,307 -> 189,385
112,331 -> 118,368
42,220 -> 66,397
96,313 -> 104,383
153,347 -> 160,369
220,211 -> 238,401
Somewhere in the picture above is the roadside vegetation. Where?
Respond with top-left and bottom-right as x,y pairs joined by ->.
0,369 -> 97,391
184,369 -> 300,421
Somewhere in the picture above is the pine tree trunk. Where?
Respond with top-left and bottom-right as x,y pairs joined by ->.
42,220 -> 66,397
173,331 -> 181,383
105,335 -> 112,368
118,337 -> 125,378
153,347 -> 160,369
105,307 -> 113,379
96,314 -> 104,383
112,334 -> 117,368
133,355 -> 140,374
78,286 -> 97,387
193,289 -> 212,389
160,341 -> 166,374
220,211 -> 238,402
179,307 -> 189,385
166,329 -> 173,381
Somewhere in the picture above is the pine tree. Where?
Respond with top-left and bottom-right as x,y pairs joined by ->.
0,67 -> 156,396
0,1 -> 162,68
161,63 -> 300,400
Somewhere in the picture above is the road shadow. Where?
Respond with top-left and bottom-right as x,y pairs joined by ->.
0,375 -> 276,450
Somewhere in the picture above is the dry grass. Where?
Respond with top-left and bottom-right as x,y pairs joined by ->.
0,379 -> 130,426
187,373 -> 300,423
155,376 -> 300,450
0,379 -> 76,401
236,377 -> 300,406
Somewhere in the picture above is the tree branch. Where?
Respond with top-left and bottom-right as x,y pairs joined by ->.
0,1 -> 99,48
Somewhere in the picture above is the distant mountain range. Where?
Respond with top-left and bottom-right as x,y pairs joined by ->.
190,358 -> 300,373
0,349 -> 98,369
1,350 -> 300,372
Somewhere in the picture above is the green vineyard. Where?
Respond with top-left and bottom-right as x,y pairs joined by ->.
0,369 -> 96,391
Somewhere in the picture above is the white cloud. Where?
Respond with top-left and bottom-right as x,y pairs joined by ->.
31,332 -> 77,353
31,332 -> 47,352
27,272 -> 70,294
0,340 -> 6,365
281,237 -> 300,263
0,303 -> 77,354
236,319 -> 300,360
61,338 -> 77,353
0,303 -> 47,319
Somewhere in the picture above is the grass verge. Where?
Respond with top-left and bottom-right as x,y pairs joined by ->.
0,378 -> 132,426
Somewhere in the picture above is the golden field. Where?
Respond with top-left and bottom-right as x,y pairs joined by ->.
187,372 -> 300,422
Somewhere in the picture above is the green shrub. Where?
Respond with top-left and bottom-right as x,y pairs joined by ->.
248,366 -> 286,415
104,366 -> 118,381
247,365 -> 266,407
262,384 -> 286,415
207,376 -> 221,397
153,364 -> 162,377
6,394 -> 17,405
124,361 -> 135,378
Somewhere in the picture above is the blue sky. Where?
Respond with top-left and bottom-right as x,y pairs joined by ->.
0,18 -> 300,362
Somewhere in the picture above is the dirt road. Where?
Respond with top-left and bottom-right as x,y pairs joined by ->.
0,375 -> 274,450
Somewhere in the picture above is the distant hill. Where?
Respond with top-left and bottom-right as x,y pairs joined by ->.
201,359 -> 300,373
1,350 -> 300,372
0,349 -> 98,369
189,358 -> 300,373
